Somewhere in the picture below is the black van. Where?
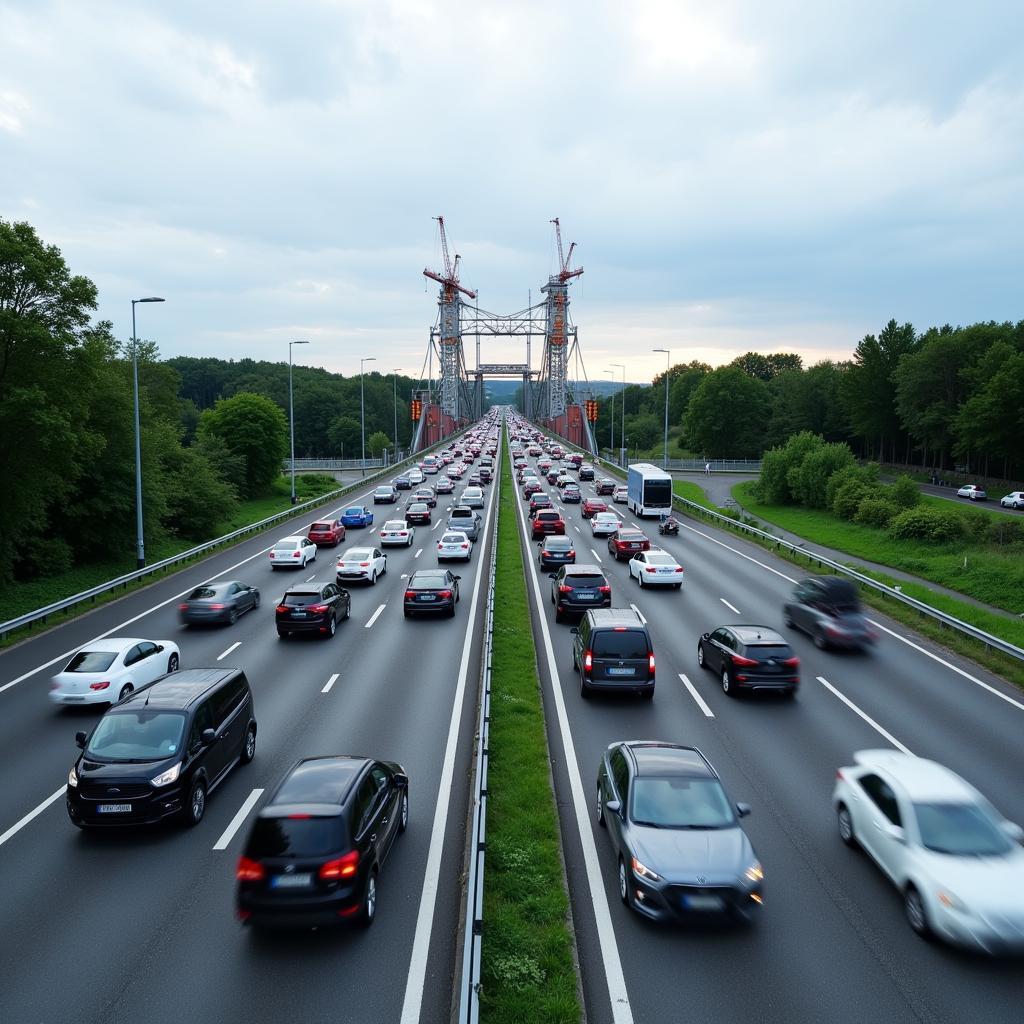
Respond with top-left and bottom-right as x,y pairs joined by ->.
66,668 -> 257,829
571,609 -> 655,699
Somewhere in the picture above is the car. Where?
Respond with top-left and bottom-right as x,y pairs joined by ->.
582,498 -> 608,519
832,750 -> 1024,952
437,531 -> 473,562
957,484 -> 987,501
628,550 -> 684,588
595,478 -> 616,496
550,564 -> 611,622
531,509 -> 566,538
579,464 -> 595,481
597,741 -> 761,921
379,520 -> 415,547
697,625 -> 800,697
1000,491 -> 1024,509
608,528 -> 651,561
404,569 -> 461,618
538,459 -> 552,472
336,546 -> 387,585
562,484 -> 582,503
613,485 -> 629,504
522,480 -> 542,499
435,476 -> 455,494
341,506 -> 374,528
460,486 -> 485,509
179,581 -> 260,626
270,535 -> 318,569
479,467 -> 492,484
468,473 -> 482,487
395,474 -> 412,490
556,474 -> 575,489
373,486 -> 399,505
276,582 -> 351,638
236,755 -> 408,928
408,469 -> 425,485
529,492 -> 554,513
571,608 -> 655,698
546,469 -> 561,485
307,519 -> 346,547
514,458 -> 527,470
538,536 -> 576,570
591,512 -> 621,537
411,487 -> 437,509
405,502 -> 431,525
783,576 -> 877,650
66,667 -> 257,828
50,637 -> 182,707
447,506 -> 481,541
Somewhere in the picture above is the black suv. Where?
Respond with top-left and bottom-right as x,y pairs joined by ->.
697,625 -> 800,697
236,755 -> 408,928
782,576 -> 876,650
571,609 -> 655,698
550,564 -> 611,623
276,583 -> 350,639
66,668 -> 257,829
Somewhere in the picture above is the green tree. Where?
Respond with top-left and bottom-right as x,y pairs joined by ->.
328,415 -> 360,455
953,342 -> 1024,476
756,431 -> 824,504
787,442 -> 856,508
731,351 -> 803,381
683,366 -> 769,458
198,392 -> 288,498
367,430 -> 391,457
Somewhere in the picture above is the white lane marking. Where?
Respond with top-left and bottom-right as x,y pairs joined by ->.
401,470 -> 497,1024
511,451 -> 634,1024
0,786 -> 65,849
677,520 -> 798,584
720,598 -> 741,615
217,641 -> 242,661
400,573 -> 409,579
305,573 -> 317,581
574,525 -> 581,533
431,520 -> 444,531
590,548 -> 604,563
629,603 -> 647,625
817,676 -> 913,755
212,788 -> 264,851
679,673 -> 715,718
322,673 -> 340,694
368,526 -> 377,534
414,548 -> 423,558
365,604 -> 386,629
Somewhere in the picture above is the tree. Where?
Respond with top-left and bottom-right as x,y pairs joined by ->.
666,361 -> 711,426
683,366 -> 769,458
953,342 -> 1024,475
367,430 -> 391,457
198,392 -> 288,498
730,352 -> 803,381
327,415 -> 360,455
756,431 -> 824,504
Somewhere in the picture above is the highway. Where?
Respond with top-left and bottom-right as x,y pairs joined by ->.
0,463 -> 499,1024
509,432 -> 1024,1024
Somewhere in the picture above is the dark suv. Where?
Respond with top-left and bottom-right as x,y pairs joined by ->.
571,609 -> 655,698
236,755 -> 408,928
276,583 -> 350,639
782,576 -> 876,650
550,565 -> 611,623
697,625 -> 800,697
66,668 -> 257,829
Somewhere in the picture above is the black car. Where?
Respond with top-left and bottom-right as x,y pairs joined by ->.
579,465 -> 595,481
276,583 -> 351,639
236,755 -> 408,928
550,564 -> 611,623
538,535 -> 576,571
782,576 -> 876,650
66,668 -> 257,829
697,625 -> 800,697
597,741 -> 761,922
479,467 -> 492,484
405,502 -> 432,525
395,474 -> 412,490
404,569 -> 461,618
179,581 -> 260,627
572,608 -> 655,698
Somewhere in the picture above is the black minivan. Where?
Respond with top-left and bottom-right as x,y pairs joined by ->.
66,668 -> 257,829
571,609 -> 655,699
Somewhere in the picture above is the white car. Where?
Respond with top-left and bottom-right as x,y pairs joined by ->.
629,549 -> 685,588
613,485 -> 629,504
999,491 -> 1024,509
380,520 -> 415,547
336,546 -> 387,585
833,750 -> 1024,953
269,535 -> 317,569
49,638 -> 181,706
956,484 -> 987,501
590,512 -> 621,537
437,531 -> 472,562
408,468 -> 425,485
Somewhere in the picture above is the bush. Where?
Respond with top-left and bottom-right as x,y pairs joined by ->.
787,441 -> 857,508
889,474 -> 921,510
825,463 -> 877,510
756,431 -> 823,504
19,536 -> 74,579
832,478 -> 874,520
888,507 -> 966,544
854,497 -> 899,529
986,519 -> 1024,547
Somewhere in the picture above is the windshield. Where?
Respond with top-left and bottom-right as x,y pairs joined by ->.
592,630 -> 649,658
344,507 -> 363,515
187,586 -> 219,599
66,650 -> 119,672
441,534 -> 467,544
642,479 -> 672,507
310,522 -> 333,530
274,541 -> 298,550
283,592 -> 322,606
410,575 -> 447,589
913,802 -> 1012,856
246,816 -> 346,858
545,538 -> 572,550
384,522 -> 406,531
632,777 -> 734,829
87,711 -> 186,761
646,553 -> 674,565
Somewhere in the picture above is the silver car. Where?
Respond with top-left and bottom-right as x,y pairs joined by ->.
446,506 -> 481,542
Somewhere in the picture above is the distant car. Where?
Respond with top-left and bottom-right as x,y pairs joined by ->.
307,519 -> 346,547
336,546 -> 387,585
582,498 -> 608,519
547,469 -> 561,485
562,484 -> 582,504
270,535 -> 318,570
595,479 -> 616,496
833,749 -> 1024,952
957,484 -> 986,501
412,487 -> 437,508
236,755 -> 408,928
179,581 -> 260,626
608,528 -> 651,561
597,741 -> 761,921
468,472 -> 482,487
460,486 -> 485,510
697,625 -> 800,697
783,576 -> 876,650
479,467 -> 492,484
437,531 -> 473,562
538,536 -> 576,570
591,512 -> 621,537
579,464 -> 595,481
447,506 -> 481,541
404,569 -> 461,618
341,506 -> 374,528
523,480 -> 542,498
628,550 -> 684,588
1000,491 -> 1024,509
373,486 -> 399,505
529,493 -> 554,513
276,582 -> 350,638
50,637 -> 181,706
405,502 -> 431,525
379,520 -> 415,547
549,564 -> 611,622
408,469 -> 425,485
395,474 -> 412,490
531,509 -> 566,539
556,475 -> 574,489
613,485 -> 629,504
435,476 -> 455,494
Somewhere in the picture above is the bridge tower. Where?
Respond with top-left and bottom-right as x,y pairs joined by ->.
539,218 -> 583,418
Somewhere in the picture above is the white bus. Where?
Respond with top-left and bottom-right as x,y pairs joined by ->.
626,463 -> 673,517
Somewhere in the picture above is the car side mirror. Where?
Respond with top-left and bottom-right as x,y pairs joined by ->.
605,799 -> 622,817
393,772 -> 409,790
156,644 -> 164,652
548,573 -> 557,580
201,728 -> 217,745
735,802 -> 751,818
453,575 -> 462,581
75,731 -> 87,749
1000,821 -> 1024,844
570,627 -> 579,634
701,632 -> 710,641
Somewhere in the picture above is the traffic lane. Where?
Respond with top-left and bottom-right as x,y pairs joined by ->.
918,485 -> 1023,515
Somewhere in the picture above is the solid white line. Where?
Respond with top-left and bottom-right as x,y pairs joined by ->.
216,641 -> 242,661
364,604 -> 386,629
817,676 -> 913,755
677,520 -> 798,584
0,786 -> 65,849
212,788 -> 264,851
720,597 -> 740,615
414,548 -> 423,558
679,673 -> 715,718
322,673 -> 340,694
591,548 -> 604,563
629,603 -> 647,625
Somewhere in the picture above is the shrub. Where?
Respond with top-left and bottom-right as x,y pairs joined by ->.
854,497 -> 899,529
787,442 -> 857,508
888,507 -> 966,544
889,474 -> 921,510
986,519 -> 1024,547
825,463 -> 877,510
833,478 -> 874,520
756,431 -> 823,504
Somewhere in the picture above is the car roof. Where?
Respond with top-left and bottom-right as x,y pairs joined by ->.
586,608 -> 645,628
413,569 -> 448,579
565,564 -> 603,575
729,625 -> 787,644
625,742 -> 715,778
120,668 -> 240,708
78,637 -> 147,652
852,750 -> 978,801
449,505 -> 473,512
264,755 -> 371,813
383,520 -> 408,527
275,535 -> 305,543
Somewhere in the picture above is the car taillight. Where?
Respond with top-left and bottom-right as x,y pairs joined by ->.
568,550 -> 575,557
675,567 -> 684,573
584,651 -> 593,671
541,550 -> 550,557
559,585 -> 573,594
320,850 -> 360,880
598,585 -> 611,594
293,551 -> 301,558
308,604 -> 329,613
276,604 -> 289,613
782,656 -> 800,668
89,681 -> 110,691
461,543 -> 469,549
178,603 -> 189,611
438,590 -> 452,598
405,590 -> 415,599
236,856 -> 265,882
209,603 -> 226,610
731,654 -> 759,667
359,562 -> 369,567
400,531 -> 408,536
649,653 -> 656,673
645,567 -> 657,573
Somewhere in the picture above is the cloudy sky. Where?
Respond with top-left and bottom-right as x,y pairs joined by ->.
2,0 -> 1022,383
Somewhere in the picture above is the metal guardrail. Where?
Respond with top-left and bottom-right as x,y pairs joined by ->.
597,452 -> 761,473
283,453 -> 411,472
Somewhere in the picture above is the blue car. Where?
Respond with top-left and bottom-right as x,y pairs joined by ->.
341,506 -> 374,528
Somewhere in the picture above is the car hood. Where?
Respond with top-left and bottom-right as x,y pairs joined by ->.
917,846 -> 1024,911
77,755 -> 175,781
633,825 -> 752,882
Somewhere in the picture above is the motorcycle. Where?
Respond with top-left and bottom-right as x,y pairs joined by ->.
658,517 -> 679,536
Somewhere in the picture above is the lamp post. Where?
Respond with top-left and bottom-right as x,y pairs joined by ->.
653,348 -> 671,470
360,356 -> 376,474
288,340 -> 310,503
130,296 -> 165,569
392,368 -> 402,465
610,363 -> 626,466
602,369 -> 615,460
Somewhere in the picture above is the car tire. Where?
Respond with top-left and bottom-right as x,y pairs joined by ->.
580,676 -> 591,698
618,858 -> 630,906
253,593 -> 261,609
638,573 -> 644,588
184,779 -> 206,827
721,668 -> 733,696
167,653 -> 180,673
398,792 -> 409,833
118,683 -> 134,702
228,608 -> 238,625
814,632 -> 827,650
904,885 -> 933,940
641,687 -> 654,700
597,786 -> 605,827
837,803 -> 857,848
326,615 -> 337,638
344,602 -> 351,620
403,610 -> 411,619
270,565 -> 278,572
783,611 -> 794,628
371,571 -> 377,586
572,649 -> 579,672
448,604 -> 456,618
697,643 -> 706,669
358,871 -> 378,928
240,724 -> 257,765
674,582 -> 682,590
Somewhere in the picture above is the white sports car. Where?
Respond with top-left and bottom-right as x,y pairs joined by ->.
50,638 -> 181,706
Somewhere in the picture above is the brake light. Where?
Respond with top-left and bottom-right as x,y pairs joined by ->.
178,603 -> 189,611
541,550 -> 550,557
405,590 -> 415,599
308,604 -> 329,614
438,590 -> 452,598
359,562 -> 369,567
645,567 -> 657,574
559,585 -> 573,594
320,850 -> 359,880
89,681 -> 110,691
209,603 -> 226,610
782,656 -> 800,668
461,543 -> 469,549
598,586 -> 611,594
675,567 -> 684,573
287,813 -> 312,819
293,551 -> 301,558
236,856 -> 265,882
568,550 -> 575,557
731,654 -> 759,667
400,531 -> 408,536
649,653 -> 656,673
584,651 -> 593,671
276,604 -> 289,613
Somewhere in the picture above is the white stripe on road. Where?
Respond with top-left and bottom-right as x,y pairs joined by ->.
629,603 -> 647,625
322,673 -> 340,694
212,788 -> 264,851
365,604 -> 386,628
719,598 -> 740,615
414,548 -> 423,558
679,673 -> 715,717
217,641 -> 242,661
305,573 -> 317,581
817,676 -> 913,755
0,786 -> 65,850
574,525 -> 581,533
590,548 -> 604,563
431,519 -> 444,530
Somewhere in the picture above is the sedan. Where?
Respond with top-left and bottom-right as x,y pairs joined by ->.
460,486 -> 485,510
341,506 -> 374,528
437,531 -> 473,562
538,536 -> 576,570
595,479 -> 616,496
597,741 -> 762,923
591,512 -> 621,537
629,550 -> 684,588
405,502 -> 432,525
957,484 -> 987,501
307,519 -> 346,547
412,487 -> 437,508
395,474 -> 412,490
379,520 -> 415,547
336,547 -> 387,585
50,638 -> 181,706
435,477 -> 455,494
1000,491 -> 1024,509
522,480 -> 543,498
179,581 -> 261,626
608,528 -> 651,561
783,576 -> 876,650
404,569 -> 461,618
697,625 -> 800,697
270,536 -> 317,570
579,465 -> 595,481
373,486 -> 399,504
613,486 -> 629,504
582,498 -> 608,519
276,583 -> 350,638
529,493 -> 554,513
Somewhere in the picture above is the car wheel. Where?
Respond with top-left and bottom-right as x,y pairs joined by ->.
783,611 -> 794,627
721,668 -> 733,696
448,603 -> 456,618
270,565 -> 278,572
167,653 -> 180,672
580,675 -> 590,698
403,610 -> 411,619
118,683 -> 134,702
358,871 -> 378,928
638,573 -> 644,588
814,631 -> 827,650
185,779 -> 206,827
398,792 -> 409,833
597,786 -> 605,827
697,643 -> 705,668
344,602 -> 351,620
641,687 -> 654,700
371,571 -> 377,586
327,615 -> 337,638
228,608 -> 238,625
253,593 -> 261,609
240,724 -> 257,765
904,885 -> 932,940
837,803 -> 857,847
674,582 -> 682,590
618,858 -> 630,906
572,648 -> 579,672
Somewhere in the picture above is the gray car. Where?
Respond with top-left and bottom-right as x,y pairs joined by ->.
782,576 -> 876,650
459,486 -> 485,510
597,741 -> 762,923
446,506 -> 481,542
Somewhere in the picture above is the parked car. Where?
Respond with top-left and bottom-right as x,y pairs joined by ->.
405,502 -> 431,525
403,569 -> 461,618
608,528 -> 651,561
276,583 -> 351,638
571,608 -> 655,698
437,531 -> 473,562
336,547 -> 387,585
307,519 -> 346,547
1000,491 -> 1024,509
270,535 -> 317,570
550,564 -> 611,623
628,550 -> 684,588
957,484 -> 987,501
447,506 -> 481,541
538,536 -> 576,570
582,498 -> 608,518
379,520 -> 415,547
50,637 -> 181,707
531,509 -> 566,538
179,582 -> 260,627
373,486 -> 399,505
595,479 -> 616,496
341,506 -> 374,528
591,512 -> 621,537
697,625 -> 800,697
783,576 -> 876,650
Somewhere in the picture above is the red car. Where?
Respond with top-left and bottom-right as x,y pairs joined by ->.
582,499 -> 608,519
608,528 -> 651,561
307,519 -> 346,547
523,480 -> 543,498
531,509 -> 566,538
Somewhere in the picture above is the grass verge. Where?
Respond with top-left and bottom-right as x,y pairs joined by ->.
480,440 -> 581,1024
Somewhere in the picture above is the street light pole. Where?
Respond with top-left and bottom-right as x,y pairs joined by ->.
288,340 -> 310,503
392,368 -> 402,464
130,296 -> 165,569
360,356 -> 376,474
603,369 -> 615,459
653,348 -> 671,470
610,363 -> 626,466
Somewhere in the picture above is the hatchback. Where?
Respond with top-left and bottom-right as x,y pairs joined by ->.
531,509 -> 566,538
307,520 -> 346,546
550,565 -> 611,623
613,486 -> 629,504
523,480 -> 542,498
582,498 -> 608,518
608,528 -> 651,561
579,465 -> 595,481
956,484 -> 986,501
572,609 -> 655,698
591,512 -> 621,537
435,477 -> 455,494
412,488 -> 437,508
697,625 -> 800,697
529,493 -> 554,513
404,570 -> 461,618
179,581 -> 260,627
373,486 -> 399,505
341,506 -> 374,528
783,576 -> 876,650
538,536 -> 576,571
1000,491 -> 1024,509
276,583 -> 351,639
460,486 -> 485,509
595,479 -> 616,496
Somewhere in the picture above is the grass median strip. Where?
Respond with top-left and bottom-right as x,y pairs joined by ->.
480,442 -> 581,1024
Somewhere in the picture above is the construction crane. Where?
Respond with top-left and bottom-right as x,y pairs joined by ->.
423,216 -> 477,299
551,217 -> 583,283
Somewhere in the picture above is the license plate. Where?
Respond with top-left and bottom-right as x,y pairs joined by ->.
684,894 -> 724,911
607,667 -> 636,677
420,594 -> 437,601
97,804 -> 132,814
576,591 -> 596,600
292,611 -> 307,617
271,873 -> 313,888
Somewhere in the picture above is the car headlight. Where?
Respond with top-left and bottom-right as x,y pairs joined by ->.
937,889 -> 965,912
631,857 -> 661,881
68,765 -> 78,788
744,861 -> 764,883
150,763 -> 182,788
